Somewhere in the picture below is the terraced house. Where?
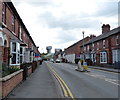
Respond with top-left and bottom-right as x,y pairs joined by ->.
80,24 -> 120,68
64,24 -> 120,68
0,1 -> 40,68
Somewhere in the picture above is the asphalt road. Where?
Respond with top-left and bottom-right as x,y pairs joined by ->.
46,61 -> 119,98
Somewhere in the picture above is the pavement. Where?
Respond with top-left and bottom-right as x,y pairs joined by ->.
67,62 -> 120,73
7,62 -> 61,99
88,66 -> 120,73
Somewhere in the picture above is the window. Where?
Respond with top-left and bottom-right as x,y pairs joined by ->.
103,40 -> 105,48
100,52 -> 107,63
91,53 -> 96,63
116,35 -> 119,45
2,3 -> 6,24
10,42 -> 20,65
97,42 -> 99,50
87,45 -> 89,51
92,43 -> 94,51
20,47 -> 24,64
112,49 -> 120,63
19,25 -> 22,40
12,15 -> 15,32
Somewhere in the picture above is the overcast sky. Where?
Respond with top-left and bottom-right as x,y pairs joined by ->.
11,0 -> 119,53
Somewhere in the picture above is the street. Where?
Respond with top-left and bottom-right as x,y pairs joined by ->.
46,61 -> 119,98
7,61 -> 119,99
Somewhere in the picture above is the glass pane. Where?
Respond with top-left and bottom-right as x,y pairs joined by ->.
11,53 -> 16,64
12,42 -> 16,52
20,48 -> 23,54
20,56 -> 23,63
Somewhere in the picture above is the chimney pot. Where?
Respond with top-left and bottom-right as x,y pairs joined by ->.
102,24 -> 110,34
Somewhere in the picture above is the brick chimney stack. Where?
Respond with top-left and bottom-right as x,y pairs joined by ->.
102,24 -> 110,34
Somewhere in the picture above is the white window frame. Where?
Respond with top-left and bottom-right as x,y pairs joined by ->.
97,42 -> 99,50
92,43 -> 94,51
103,40 -> 106,48
10,42 -> 20,65
20,47 -> 24,64
87,45 -> 89,51
19,25 -> 22,40
2,3 -> 5,24
100,52 -> 107,63
12,15 -> 15,33
112,49 -> 120,63
116,35 -> 119,45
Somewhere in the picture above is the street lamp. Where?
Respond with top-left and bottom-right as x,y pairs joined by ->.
82,31 -> 85,61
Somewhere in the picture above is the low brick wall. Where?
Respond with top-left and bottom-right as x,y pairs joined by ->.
27,66 -> 32,77
0,69 -> 23,99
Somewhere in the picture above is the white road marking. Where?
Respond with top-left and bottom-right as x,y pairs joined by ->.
84,73 -> 120,86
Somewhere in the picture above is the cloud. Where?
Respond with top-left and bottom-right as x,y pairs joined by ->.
12,0 -> 118,53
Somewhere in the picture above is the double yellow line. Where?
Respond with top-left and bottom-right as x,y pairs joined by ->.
46,62 -> 75,100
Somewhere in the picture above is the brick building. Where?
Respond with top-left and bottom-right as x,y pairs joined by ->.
64,36 -> 91,63
0,1 -> 40,68
64,24 -> 120,68
80,24 -> 120,67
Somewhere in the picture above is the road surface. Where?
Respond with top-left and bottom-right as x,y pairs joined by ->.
45,61 -> 119,99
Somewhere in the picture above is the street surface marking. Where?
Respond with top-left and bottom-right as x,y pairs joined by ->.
84,73 -> 120,86
88,68 -> 118,74
46,62 -> 75,99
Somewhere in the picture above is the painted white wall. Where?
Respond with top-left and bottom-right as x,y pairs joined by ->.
65,54 -> 75,63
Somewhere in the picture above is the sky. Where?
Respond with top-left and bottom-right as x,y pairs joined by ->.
11,0 -> 119,53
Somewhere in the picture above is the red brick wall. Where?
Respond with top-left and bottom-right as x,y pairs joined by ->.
27,67 -> 32,76
2,70 -> 23,98
0,46 -> 3,62
65,37 -> 90,56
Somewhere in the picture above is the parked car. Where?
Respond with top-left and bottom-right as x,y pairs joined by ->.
56,59 -> 61,63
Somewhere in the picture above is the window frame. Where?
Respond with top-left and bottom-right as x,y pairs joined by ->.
116,35 -> 119,45
103,40 -> 106,48
100,52 -> 107,63
12,14 -> 15,33
10,42 -> 20,65
97,42 -> 99,50
19,24 -> 22,40
2,3 -> 6,24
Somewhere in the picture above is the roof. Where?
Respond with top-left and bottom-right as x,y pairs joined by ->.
80,26 -> 120,47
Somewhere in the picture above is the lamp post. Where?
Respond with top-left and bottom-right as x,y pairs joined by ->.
82,31 -> 85,61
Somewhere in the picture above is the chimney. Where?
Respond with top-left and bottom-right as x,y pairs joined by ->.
102,24 -> 110,34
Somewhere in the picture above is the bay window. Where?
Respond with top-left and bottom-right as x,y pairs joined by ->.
10,42 -> 20,65
20,47 -> 24,64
